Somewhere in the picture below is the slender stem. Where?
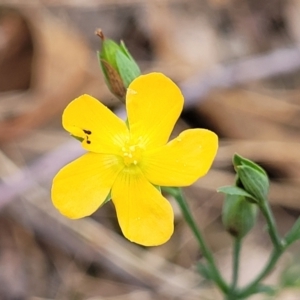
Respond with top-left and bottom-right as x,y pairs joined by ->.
231,238 -> 242,292
225,238 -> 242,300
235,200 -> 291,298
237,248 -> 284,298
234,201 -> 284,298
259,200 -> 282,250
163,187 -> 228,293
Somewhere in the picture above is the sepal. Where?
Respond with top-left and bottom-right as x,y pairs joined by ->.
222,194 -> 258,239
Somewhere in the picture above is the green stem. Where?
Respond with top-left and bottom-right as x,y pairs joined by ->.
234,201 -> 284,298
163,187 -> 228,293
225,238 -> 242,300
231,238 -> 242,292
259,200 -> 282,250
237,248 -> 284,298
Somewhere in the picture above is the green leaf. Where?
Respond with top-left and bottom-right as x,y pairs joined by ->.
217,185 -> 257,202
285,217 -> 300,246
233,153 -> 267,176
237,165 -> 269,203
251,284 -> 277,296
197,262 -> 214,281
280,259 -> 300,288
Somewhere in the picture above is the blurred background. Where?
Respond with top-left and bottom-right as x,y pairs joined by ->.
1,0 -> 300,299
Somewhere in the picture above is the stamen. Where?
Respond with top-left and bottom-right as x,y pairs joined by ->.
121,142 -> 143,166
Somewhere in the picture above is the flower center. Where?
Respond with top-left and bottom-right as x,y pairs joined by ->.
121,144 -> 143,166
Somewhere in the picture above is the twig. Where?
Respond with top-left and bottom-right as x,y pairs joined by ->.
0,140 -> 84,209
0,0 -> 181,7
182,46 -> 300,108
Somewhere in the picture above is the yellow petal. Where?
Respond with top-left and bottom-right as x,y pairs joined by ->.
63,94 -> 129,154
111,169 -> 174,246
142,129 -> 218,186
52,152 -> 123,219
126,73 -> 183,149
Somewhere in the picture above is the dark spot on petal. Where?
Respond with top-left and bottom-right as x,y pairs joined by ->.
83,129 -> 92,135
87,140 -> 91,144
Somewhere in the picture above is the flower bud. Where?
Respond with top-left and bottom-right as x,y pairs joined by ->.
233,153 -> 267,176
237,165 -> 269,203
222,194 -> 258,239
233,153 -> 269,203
96,29 -> 141,102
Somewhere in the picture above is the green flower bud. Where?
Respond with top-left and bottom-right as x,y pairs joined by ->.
236,165 -> 269,203
233,153 -> 269,203
96,29 -> 141,102
222,194 -> 258,239
233,153 -> 267,176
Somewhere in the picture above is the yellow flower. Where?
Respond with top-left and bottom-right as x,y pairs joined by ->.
51,73 -> 218,246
